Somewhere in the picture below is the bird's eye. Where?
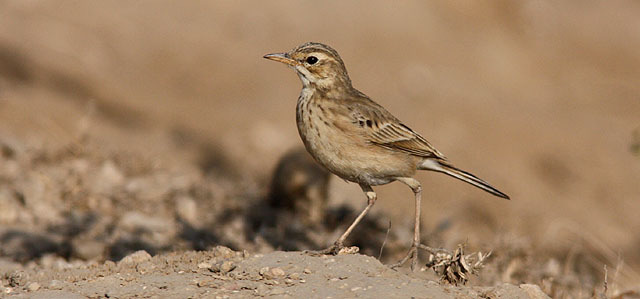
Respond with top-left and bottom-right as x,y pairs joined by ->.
306,56 -> 318,65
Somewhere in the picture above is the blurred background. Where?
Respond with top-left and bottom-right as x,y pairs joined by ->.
1,1 -> 639,297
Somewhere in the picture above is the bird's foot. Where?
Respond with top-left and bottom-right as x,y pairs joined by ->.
303,242 -> 359,256
389,244 -> 452,272
389,245 -> 419,271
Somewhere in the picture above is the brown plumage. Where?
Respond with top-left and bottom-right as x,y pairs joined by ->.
264,42 -> 509,270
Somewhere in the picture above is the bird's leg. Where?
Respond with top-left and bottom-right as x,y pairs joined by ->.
390,177 -> 422,271
307,184 -> 376,255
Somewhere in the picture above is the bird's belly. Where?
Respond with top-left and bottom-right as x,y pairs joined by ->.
297,117 -> 416,185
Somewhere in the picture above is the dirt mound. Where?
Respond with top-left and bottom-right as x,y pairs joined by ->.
2,247 -> 550,298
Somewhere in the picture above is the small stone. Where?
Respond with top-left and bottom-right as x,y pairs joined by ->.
7,271 -> 29,287
270,267 -> 285,277
212,246 -> 235,259
338,246 -> 359,255
303,268 -> 312,274
49,280 -> 64,290
26,282 -> 40,291
288,273 -> 301,280
351,287 -> 362,291
285,279 -> 296,285
259,267 -> 270,276
211,260 -> 236,273
118,250 -> 152,266
198,262 -> 213,269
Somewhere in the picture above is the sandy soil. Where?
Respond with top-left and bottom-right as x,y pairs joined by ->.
1,1 -> 639,298
2,247 -> 550,298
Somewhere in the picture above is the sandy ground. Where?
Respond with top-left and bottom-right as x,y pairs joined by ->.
3,247 -> 550,299
1,1 -> 639,298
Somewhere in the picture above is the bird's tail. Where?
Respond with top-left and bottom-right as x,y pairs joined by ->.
419,159 -> 510,199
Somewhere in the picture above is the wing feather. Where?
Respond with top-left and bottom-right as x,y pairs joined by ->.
346,99 -> 446,160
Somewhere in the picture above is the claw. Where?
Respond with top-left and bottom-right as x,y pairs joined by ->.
304,242 -> 344,256
389,246 -> 418,271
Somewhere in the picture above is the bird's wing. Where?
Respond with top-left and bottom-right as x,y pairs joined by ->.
347,97 -> 447,160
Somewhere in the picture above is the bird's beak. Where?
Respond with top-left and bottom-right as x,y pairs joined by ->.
263,52 -> 298,67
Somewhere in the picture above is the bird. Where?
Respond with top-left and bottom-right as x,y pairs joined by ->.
263,42 -> 509,270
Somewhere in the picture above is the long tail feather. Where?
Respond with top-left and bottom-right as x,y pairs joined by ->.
419,159 -> 510,199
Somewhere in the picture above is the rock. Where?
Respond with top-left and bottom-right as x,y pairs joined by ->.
337,246 -> 359,255
48,280 -> 64,290
118,250 -> 152,266
260,267 -> 285,280
211,260 -> 236,273
288,272 -> 301,280
6,271 -> 28,287
212,246 -> 236,259
27,282 -> 40,291
270,267 -> 285,277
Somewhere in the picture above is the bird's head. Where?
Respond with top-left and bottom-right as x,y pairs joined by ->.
264,42 -> 352,91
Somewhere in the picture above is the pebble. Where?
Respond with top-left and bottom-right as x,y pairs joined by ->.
259,267 -> 270,276
49,280 -> 64,290
211,260 -> 236,273
288,272 -> 301,280
212,246 -> 236,259
270,267 -> 285,277
303,268 -> 312,274
198,262 -> 213,269
27,282 -> 40,291
338,246 -> 359,255
118,250 -> 152,266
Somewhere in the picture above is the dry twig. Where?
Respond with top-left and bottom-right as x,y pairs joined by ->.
422,243 -> 491,285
